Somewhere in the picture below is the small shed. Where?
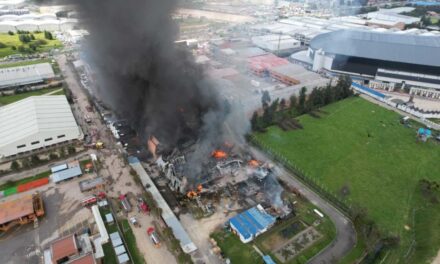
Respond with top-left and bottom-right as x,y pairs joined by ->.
105,213 -> 114,224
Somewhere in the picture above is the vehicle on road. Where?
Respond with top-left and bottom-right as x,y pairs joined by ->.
130,216 -> 140,228
147,227 -> 161,248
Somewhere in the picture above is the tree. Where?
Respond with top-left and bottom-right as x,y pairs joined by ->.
289,95 -> 297,110
7,31 -> 14,35
251,111 -> 260,131
279,98 -> 287,110
21,158 -> 31,169
44,31 -> 53,40
68,146 -> 76,155
298,87 -> 307,114
261,90 -> 271,108
59,147 -> 66,158
337,75 -> 353,99
10,160 -> 20,171
31,155 -> 41,165
30,34 -> 35,40
49,153 -> 58,160
11,46 -> 16,51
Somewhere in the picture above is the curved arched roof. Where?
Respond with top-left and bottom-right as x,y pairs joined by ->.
310,29 -> 440,67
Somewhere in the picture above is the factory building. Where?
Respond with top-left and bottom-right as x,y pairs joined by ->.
0,62 -> 55,90
251,34 -> 301,54
364,8 -> 421,29
0,13 -> 77,32
308,29 -> 440,94
0,96 -> 82,159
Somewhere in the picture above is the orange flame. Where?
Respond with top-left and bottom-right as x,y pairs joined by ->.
248,160 -> 259,167
212,150 -> 227,159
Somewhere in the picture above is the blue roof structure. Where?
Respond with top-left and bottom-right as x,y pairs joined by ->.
263,255 -> 276,264
410,1 -> 440,6
229,205 -> 276,241
52,166 -> 82,183
50,163 -> 68,173
352,82 -> 386,99
418,128 -> 432,136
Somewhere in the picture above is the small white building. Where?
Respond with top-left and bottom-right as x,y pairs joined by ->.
0,96 -> 82,159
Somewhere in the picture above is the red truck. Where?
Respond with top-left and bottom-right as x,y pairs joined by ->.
147,227 -> 161,248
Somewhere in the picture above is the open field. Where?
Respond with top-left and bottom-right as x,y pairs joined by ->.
254,97 -> 440,263
0,33 -> 61,58
0,87 -> 61,105
211,230 -> 264,264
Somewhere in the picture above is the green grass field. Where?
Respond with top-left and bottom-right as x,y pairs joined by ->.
254,97 -> 440,263
0,33 -> 61,58
0,87 -> 61,105
211,231 -> 264,264
120,219 -> 145,264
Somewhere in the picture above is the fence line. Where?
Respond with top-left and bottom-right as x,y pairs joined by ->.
249,136 -> 353,218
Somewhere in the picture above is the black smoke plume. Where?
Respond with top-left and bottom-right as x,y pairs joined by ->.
68,0 -> 249,178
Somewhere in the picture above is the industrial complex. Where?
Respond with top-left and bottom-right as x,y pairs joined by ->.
0,1 -> 439,264
308,29 -> 440,92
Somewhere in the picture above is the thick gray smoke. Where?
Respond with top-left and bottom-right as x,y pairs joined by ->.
70,0 -> 249,178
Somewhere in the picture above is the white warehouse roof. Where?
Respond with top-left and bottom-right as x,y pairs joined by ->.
0,96 -> 82,158
0,62 -> 55,89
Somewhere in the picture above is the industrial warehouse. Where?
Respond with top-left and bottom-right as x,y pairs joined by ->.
308,29 -> 440,93
0,96 -> 82,159
0,62 -> 55,89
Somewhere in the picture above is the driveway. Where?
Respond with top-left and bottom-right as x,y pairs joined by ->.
250,147 -> 357,264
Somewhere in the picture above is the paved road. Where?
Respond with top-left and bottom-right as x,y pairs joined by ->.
251,147 -> 356,264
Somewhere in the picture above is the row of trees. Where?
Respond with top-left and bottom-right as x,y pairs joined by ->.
9,146 -> 76,172
251,75 -> 353,131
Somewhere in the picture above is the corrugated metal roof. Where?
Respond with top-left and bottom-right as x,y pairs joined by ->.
51,163 -> 68,173
229,205 -> 276,241
310,29 -> 440,67
0,96 -> 80,150
0,63 -> 54,88
51,166 -> 82,183
0,194 -> 34,225
128,157 -> 197,253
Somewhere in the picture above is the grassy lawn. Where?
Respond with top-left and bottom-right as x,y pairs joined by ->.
254,97 -> 440,263
102,243 -> 118,264
0,87 -> 61,105
405,181 -> 440,264
211,231 -> 264,264
0,170 -> 50,191
120,219 -> 145,264
0,32 -> 62,58
0,58 -> 52,68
